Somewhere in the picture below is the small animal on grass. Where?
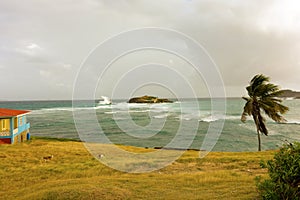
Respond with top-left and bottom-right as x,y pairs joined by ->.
43,155 -> 53,161
98,154 -> 104,158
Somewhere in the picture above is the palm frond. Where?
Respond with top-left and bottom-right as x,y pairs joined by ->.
246,85 -> 253,97
242,96 -> 250,101
241,112 -> 248,122
250,74 -> 269,86
267,111 -> 287,122
276,103 -> 289,114
241,98 -> 253,122
250,74 -> 269,95
266,97 -> 282,103
256,83 -> 280,98
265,90 -> 285,98
259,97 -> 289,122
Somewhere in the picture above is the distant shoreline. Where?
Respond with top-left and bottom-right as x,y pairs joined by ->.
280,89 -> 300,99
0,97 -> 244,102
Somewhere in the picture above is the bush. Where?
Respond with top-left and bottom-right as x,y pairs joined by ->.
257,142 -> 300,200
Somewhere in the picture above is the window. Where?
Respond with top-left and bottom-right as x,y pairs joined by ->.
1,119 -> 9,131
19,117 -> 23,126
14,118 -> 18,129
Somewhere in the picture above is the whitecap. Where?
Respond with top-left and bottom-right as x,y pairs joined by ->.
225,115 -> 241,120
94,105 -> 112,109
31,107 -> 74,114
175,115 -> 192,121
199,116 -> 217,122
153,114 -> 169,119
104,111 -> 117,114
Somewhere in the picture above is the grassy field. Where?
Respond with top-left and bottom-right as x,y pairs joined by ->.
0,137 -> 275,200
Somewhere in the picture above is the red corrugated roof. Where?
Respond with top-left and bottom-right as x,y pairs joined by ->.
0,108 -> 30,117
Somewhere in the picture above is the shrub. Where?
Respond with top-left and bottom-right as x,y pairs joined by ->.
257,142 -> 300,200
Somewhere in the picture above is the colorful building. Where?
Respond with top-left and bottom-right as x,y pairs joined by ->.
0,108 -> 30,144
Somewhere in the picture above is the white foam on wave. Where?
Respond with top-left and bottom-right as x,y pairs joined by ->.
173,113 -> 239,122
104,109 -> 151,115
114,102 -> 149,109
175,114 -> 193,121
113,102 -> 174,109
199,116 -> 219,122
31,105 -> 106,114
225,115 -> 241,120
198,113 -> 224,122
32,102 -> 160,115
94,105 -> 112,109
98,96 -> 112,105
104,111 -> 117,114
128,109 -> 150,113
150,104 -> 170,111
153,114 -> 169,119
31,107 -> 74,114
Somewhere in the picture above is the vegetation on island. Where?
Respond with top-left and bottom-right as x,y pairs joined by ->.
279,89 -> 300,99
241,74 -> 289,151
128,95 -> 173,103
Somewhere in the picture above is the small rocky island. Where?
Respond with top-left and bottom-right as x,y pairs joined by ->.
279,90 -> 300,99
128,95 -> 173,103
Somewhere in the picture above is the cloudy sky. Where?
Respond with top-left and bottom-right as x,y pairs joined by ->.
1,0 -> 300,100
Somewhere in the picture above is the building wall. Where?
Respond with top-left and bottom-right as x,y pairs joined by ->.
0,119 -> 11,141
18,116 -> 26,127
13,130 -> 29,144
0,115 -> 30,144
0,138 -> 11,144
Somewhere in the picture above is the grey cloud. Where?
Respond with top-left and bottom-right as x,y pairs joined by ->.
0,0 -> 299,99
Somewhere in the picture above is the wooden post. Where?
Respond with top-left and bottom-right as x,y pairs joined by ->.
10,117 -> 14,144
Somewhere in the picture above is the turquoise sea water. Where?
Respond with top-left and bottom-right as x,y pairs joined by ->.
0,98 -> 299,151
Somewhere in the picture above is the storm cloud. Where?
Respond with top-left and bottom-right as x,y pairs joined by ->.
0,0 -> 299,100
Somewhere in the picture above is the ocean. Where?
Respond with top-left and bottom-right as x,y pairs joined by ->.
1,98 -> 299,152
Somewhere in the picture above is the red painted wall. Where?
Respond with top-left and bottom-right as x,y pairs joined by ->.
0,138 -> 11,144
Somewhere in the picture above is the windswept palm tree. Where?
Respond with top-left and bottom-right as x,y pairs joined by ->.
241,74 -> 289,151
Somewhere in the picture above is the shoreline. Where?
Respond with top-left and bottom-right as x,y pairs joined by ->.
28,136 -> 279,152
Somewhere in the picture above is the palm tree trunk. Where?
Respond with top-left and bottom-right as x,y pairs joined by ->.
253,112 -> 262,151
257,127 -> 261,151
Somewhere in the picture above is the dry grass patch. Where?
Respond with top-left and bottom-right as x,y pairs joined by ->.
0,137 -> 274,199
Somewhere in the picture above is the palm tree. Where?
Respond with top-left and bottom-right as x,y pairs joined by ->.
241,74 -> 289,151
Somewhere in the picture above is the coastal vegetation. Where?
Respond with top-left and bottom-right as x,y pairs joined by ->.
257,142 -> 300,199
0,137 -> 275,199
241,74 -> 289,151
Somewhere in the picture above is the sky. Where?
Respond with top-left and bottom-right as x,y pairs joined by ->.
1,0 -> 300,100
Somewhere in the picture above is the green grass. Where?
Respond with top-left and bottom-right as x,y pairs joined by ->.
0,137 -> 275,199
